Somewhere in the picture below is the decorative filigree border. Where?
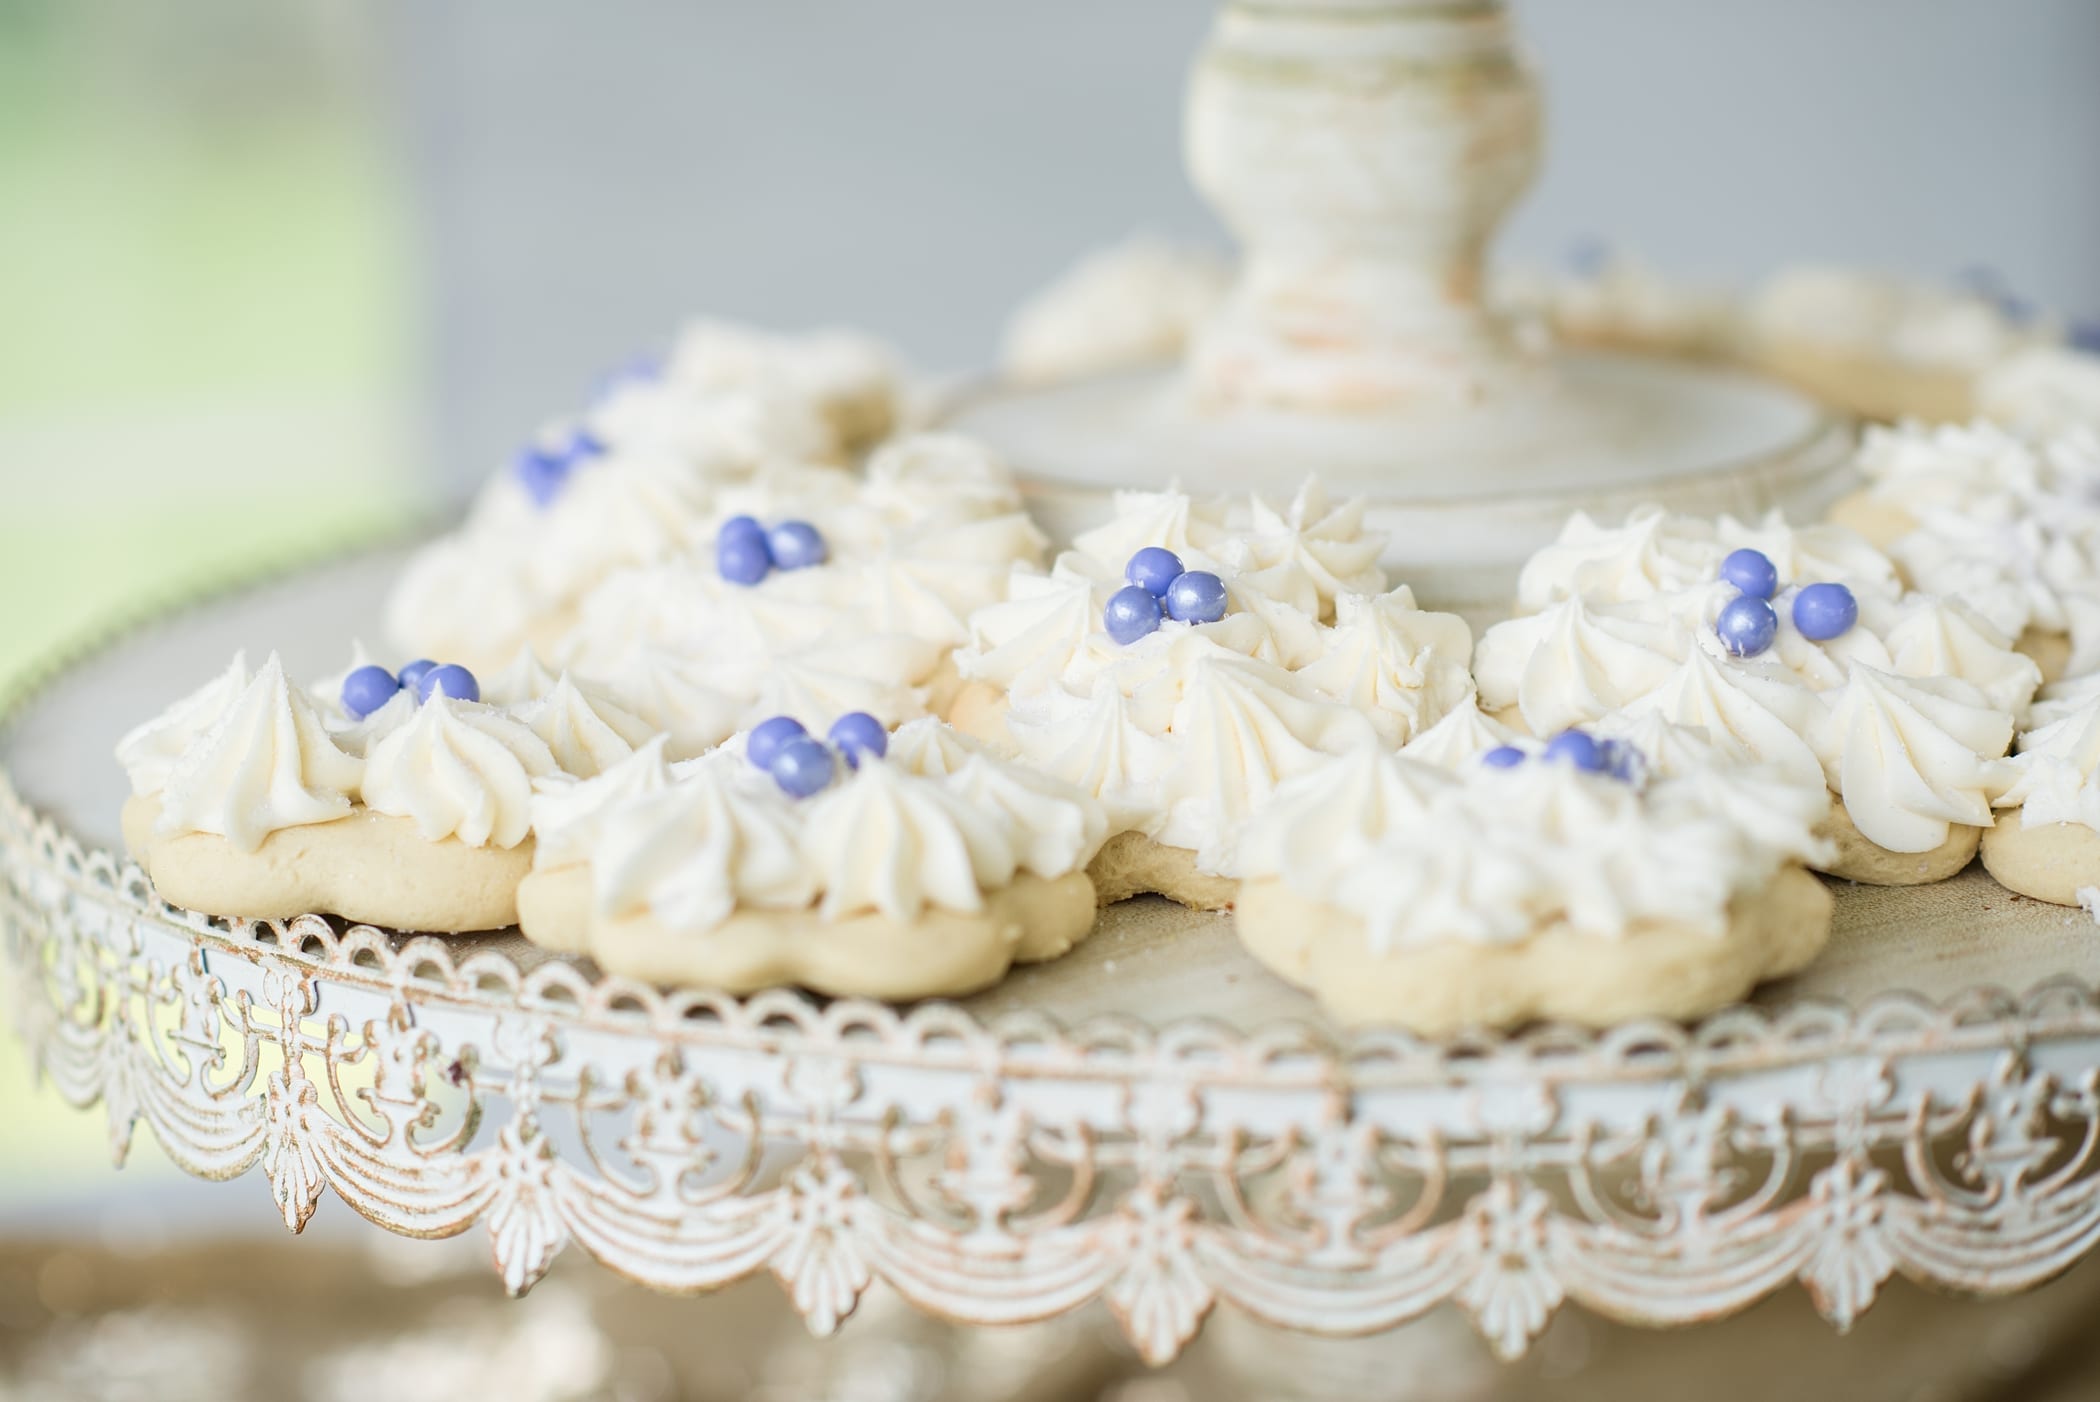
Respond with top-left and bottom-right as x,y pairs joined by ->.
10,773 -> 2100,1361
8,543 -> 2100,1362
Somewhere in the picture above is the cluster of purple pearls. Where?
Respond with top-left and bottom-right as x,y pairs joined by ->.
1482,727 -> 1637,782
514,426 -> 607,508
717,515 -> 827,586
746,711 -> 888,798
341,659 -> 479,720
1105,547 -> 1228,645
1713,548 -> 1857,659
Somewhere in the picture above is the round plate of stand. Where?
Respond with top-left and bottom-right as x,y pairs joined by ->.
6,542 -> 2100,1367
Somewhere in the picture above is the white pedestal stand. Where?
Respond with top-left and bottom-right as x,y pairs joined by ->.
950,0 -> 1852,610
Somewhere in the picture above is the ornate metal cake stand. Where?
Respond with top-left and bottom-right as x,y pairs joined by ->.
7,544 -> 2100,1369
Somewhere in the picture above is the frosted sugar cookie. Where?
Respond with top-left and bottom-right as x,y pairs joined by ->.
392,426 -> 1049,751
634,318 -> 907,453
1978,345 -> 2100,441
1826,421 -> 2100,681
116,651 -> 646,932
1477,506 -> 2027,884
558,434 -> 1049,751
1233,723 -> 1834,1033
378,311 -> 956,676
1742,266 -> 2042,423
951,477 -> 1475,909
517,716 -> 1110,999
386,333 -> 854,675
1983,679 -> 2100,904
1491,247 -> 1743,361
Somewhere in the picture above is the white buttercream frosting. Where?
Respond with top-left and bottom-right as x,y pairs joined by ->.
598,648 -> 746,761
529,737 -> 675,871
1979,347 -> 2100,439
568,723 -> 1110,932
1855,420 -> 2045,509
1621,647 -> 1829,791
1474,597 -> 1691,734
383,311 -> 1002,678
481,647 -> 562,708
1995,697 -> 2100,830
385,446 -> 719,666
958,478 -> 1467,870
1854,421 -> 2100,670
393,420 -> 1045,748
1294,591 -> 1475,747
1154,655 -> 1383,868
360,697 -> 558,849
1396,695 -> 1518,772
655,318 -> 901,449
859,433 -> 1031,524
588,375 -> 836,471
513,675 -> 658,779
1515,505 -> 1898,617
884,718 -> 1110,877
117,652 -> 253,798
1812,667 -> 2011,851
1238,733 -> 1827,952
800,760 -> 1021,920
1748,267 -> 2037,370
148,655 -> 364,851
1879,595 -> 2040,720
1491,504 -> 2029,851
2031,670 -> 2100,729
588,756 -> 814,929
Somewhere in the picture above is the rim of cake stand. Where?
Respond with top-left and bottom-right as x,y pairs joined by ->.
10,521 -> 2100,1364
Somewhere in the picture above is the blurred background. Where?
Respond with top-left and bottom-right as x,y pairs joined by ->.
3,1 -> 2100,1395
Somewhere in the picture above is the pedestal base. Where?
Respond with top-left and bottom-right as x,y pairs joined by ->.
949,350 -> 1854,612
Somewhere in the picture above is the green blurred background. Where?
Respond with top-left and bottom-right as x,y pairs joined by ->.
0,0 -> 413,1203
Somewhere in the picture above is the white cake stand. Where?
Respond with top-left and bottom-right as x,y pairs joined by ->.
7,543 -> 2100,1374
6,0 -> 2097,1379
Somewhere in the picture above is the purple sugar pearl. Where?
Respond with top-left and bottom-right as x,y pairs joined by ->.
513,426 -> 605,507
1163,570 -> 1228,625
514,447 -> 569,507
719,514 -> 766,545
1104,585 -> 1164,645
1543,729 -> 1607,773
1793,582 -> 1859,642
1719,547 -> 1778,600
397,659 -> 439,694
718,529 -> 773,586
827,712 -> 888,768
418,664 -> 480,704
767,520 -> 827,571
340,665 -> 400,722
1125,547 -> 1184,598
1716,595 -> 1778,658
770,735 -> 836,798
1481,745 -> 1526,769
1599,738 -> 1642,783
746,716 -> 808,772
